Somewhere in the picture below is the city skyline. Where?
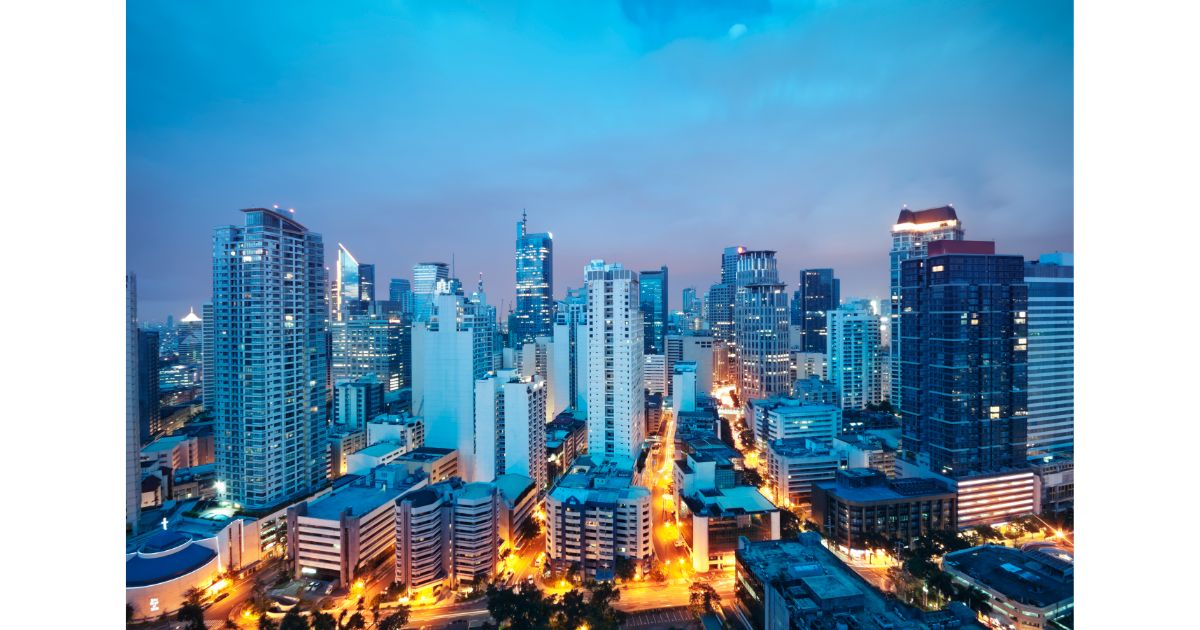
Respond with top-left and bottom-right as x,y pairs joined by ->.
127,1 -> 1072,322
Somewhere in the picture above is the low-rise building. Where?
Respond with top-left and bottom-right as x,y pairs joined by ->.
286,480 -> 417,588
126,503 -> 262,621
942,545 -> 1074,630
812,468 -> 957,552
749,396 -> 841,448
141,435 -> 199,473
346,442 -> 409,476
832,431 -> 899,478
1032,459 -> 1074,516
171,464 -> 217,501
545,457 -> 653,580
546,413 -> 588,484
388,446 -> 460,484
330,427 -> 368,478
680,486 -> 780,572
895,460 -> 1040,528
366,413 -> 425,450
765,438 -> 846,508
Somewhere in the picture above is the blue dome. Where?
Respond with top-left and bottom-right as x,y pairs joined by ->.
127,543 -> 217,587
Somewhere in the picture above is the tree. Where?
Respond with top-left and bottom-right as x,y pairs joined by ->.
583,582 -> 625,630
377,605 -> 411,630
177,601 -> 207,630
258,617 -> 280,630
518,514 -> 541,542
223,620 -> 242,629
126,603 -> 135,624
336,610 -> 365,630
552,590 -> 588,630
613,556 -> 637,582
279,608 -> 310,630
740,468 -> 764,488
384,581 -> 406,602
688,583 -> 720,616
310,612 -> 337,630
739,429 -> 755,451
182,586 -> 206,607
486,584 -> 554,630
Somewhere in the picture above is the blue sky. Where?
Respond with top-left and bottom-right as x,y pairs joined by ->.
127,0 -> 1072,322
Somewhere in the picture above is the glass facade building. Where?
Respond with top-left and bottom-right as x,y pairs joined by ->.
639,266 -> 668,355
412,262 -> 449,323
211,208 -> 329,510
790,268 -> 840,353
1024,253 -> 1074,462
898,240 -> 1028,478
513,213 -> 554,348
734,250 -> 791,405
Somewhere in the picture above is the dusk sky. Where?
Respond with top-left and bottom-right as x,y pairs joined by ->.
127,0 -> 1072,323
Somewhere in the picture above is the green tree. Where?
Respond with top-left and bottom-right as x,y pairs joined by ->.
258,617 -> 280,630
552,590 -> 588,630
613,556 -> 637,582
688,583 -> 720,616
485,584 -> 554,630
310,612 -> 337,630
126,603 -> 135,624
177,600 -> 207,630
518,515 -> 541,542
740,468 -> 764,488
279,608 -> 310,630
377,605 -> 411,630
384,581 -> 406,602
583,582 -> 625,630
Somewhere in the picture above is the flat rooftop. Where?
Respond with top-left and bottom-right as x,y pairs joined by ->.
355,442 -> 405,458
305,484 -> 403,520
943,545 -> 1074,609
396,446 -> 455,462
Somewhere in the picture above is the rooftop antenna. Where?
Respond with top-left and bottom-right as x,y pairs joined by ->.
451,253 -> 456,279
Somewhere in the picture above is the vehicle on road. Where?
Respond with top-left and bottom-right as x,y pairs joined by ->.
213,592 -> 230,604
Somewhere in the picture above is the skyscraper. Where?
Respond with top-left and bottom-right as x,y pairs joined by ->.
1024,252 -> 1074,462
682,287 -> 703,332
136,328 -> 161,444
335,243 -> 373,320
389,278 -> 414,316
126,273 -> 140,534
889,206 -> 965,405
413,262 -> 450,323
331,313 -> 408,392
211,208 -> 329,510
734,250 -> 791,406
513,213 -> 554,348
552,286 -> 588,417
585,261 -> 645,465
639,266 -> 668,355
790,269 -> 840,353
827,299 -> 885,410
475,370 -> 549,491
899,240 -> 1028,477
708,246 -> 743,384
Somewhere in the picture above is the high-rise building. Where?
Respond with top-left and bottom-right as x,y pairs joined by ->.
790,269 -> 840,353
335,243 -> 374,320
388,278 -> 414,317
334,374 -> 386,428
201,303 -> 214,410
475,370 -> 549,491
1024,252 -> 1074,462
899,240 -> 1028,478
513,213 -> 554,348
137,328 -> 161,444
827,299 -> 885,410
639,266 -> 668,355
585,260 -> 645,465
178,307 -> 204,368
734,250 -> 792,406
126,273 -> 141,535
211,208 -> 329,510
412,262 -> 450,323
682,287 -> 703,332
707,246 -> 744,384
889,206 -> 965,404
552,287 -> 588,417
331,313 -> 409,392
516,336 -> 556,419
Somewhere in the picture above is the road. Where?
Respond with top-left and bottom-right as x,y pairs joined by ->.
644,408 -> 693,580
203,560 -> 282,624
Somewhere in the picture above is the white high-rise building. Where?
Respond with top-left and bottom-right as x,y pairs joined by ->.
517,336 -> 556,420
644,354 -> 668,396
211,208 -> 329,510
412,293 -> 477,480
552,287 -> 588,417
585,261 -> 645,465
1025,252 -> 1074,462
734,251 -> 792,407
889,206 -> 964,405
126,273 -> 141,534
672,362 -> 698,413
827,299 -> 885,410
475,369 -> 549,492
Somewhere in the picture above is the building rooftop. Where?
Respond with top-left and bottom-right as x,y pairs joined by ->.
141,435 -> 190,455
493,473 -> 535,503
395,446 -> 456,463
304,484 -> 403,520
355,442 -> 406,458
815,468 -> 953,504
895,205 -> 958,226
942,545 -> 1074,609
686,485 -> 778,516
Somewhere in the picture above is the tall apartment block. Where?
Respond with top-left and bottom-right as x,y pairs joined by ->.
889,206 -> 964,405
211,208 -> 329,510
585,261 -> 645,465
898,240 -> 1028,477
475,370 -> 549,491
827,299 -> 885,410
1024,252 -> 1074,462
552,286 -> 588,417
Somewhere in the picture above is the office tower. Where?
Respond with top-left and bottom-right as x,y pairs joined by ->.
889,205 -> 965,404
201,303 -> 214,410
136,328 -> 161,444
734,250 -> 792,405
639,266 -> 668,355
1024,252 -> 1074,462
682,287 -> 703,331
513,213 -> 554,348
335,243 -> 374,320
827,299 -> 885,410
585,260 -> 646,465
708,245 -> 743,366
552,286 -> 588,417
790,269 -> 840,353
126,273 -> 140,534
388,278 -> 414,317
211,208 -> 329,510
334,374 -> 385,428
475,370 -> 549,491
899,240 -> 1027,478
412,262 -> 450,322
331,313 -> 408,391
177,307 -> 203,367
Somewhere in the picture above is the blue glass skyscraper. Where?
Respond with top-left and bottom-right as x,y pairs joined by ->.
1024,253 -> 1073,462
513,212 -> 554,348
639,266 -> 668,355
790,268 -> 840,353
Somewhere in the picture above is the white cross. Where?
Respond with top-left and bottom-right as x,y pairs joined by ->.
161,517 -> 169,531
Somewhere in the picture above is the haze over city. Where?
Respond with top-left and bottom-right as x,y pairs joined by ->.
127,0 -> 1072,322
